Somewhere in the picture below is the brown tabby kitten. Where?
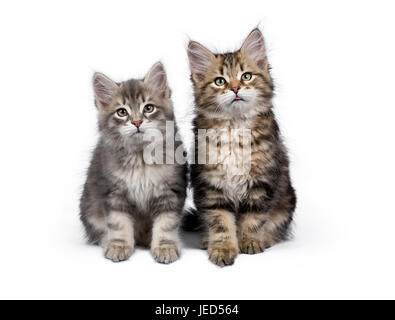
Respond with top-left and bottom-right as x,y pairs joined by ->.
187,29 -> 296,267
80,62 -> 187,264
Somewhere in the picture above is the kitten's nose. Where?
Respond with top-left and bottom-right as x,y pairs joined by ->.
132,120 -> 142,128
231,87 -> 240,94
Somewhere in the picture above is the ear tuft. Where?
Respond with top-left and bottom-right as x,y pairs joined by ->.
144,62 -> 170,98
241,28 -> 268,71
187,41 -> 214,83
93,72 -> 118,108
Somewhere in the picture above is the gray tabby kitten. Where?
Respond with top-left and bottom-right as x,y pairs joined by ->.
80,62 -> 187,264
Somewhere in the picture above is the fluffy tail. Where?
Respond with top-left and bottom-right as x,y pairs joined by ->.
181,208 -> 204,232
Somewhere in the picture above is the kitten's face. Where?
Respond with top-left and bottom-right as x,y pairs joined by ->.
93,63 -> 173,149
188,29 -> 273,117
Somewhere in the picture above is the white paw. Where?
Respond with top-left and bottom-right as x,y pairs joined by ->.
152,243 -> 180,264
104,240 -> 134,262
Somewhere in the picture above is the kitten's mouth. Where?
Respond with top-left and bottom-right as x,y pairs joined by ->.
130,130 -> 144,136
233,96 -> 243,102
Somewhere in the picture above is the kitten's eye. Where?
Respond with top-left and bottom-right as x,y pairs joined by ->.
214,77 -> 226,86
116,108 -> 128,117
241,72 -> 252,81
143,104 -> 155,113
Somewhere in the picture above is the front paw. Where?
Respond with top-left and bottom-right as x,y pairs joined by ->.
208,244 -> 238,267
152,243 -> 180,264
239,239 -> 265,255
104,240 -> 134,262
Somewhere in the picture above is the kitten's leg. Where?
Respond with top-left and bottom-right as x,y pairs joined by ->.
263,188 -> 296,248
102,210 -> 135,262
238,213 -> 266,254
263,208 -> 293,249
206,209 -> 239,267
151,212 -> 181,264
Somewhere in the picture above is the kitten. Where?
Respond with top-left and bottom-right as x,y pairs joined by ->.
80,62 -> 187,264
187,29 -> 296,267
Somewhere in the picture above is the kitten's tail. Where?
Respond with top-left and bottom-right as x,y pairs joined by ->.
181,208 -> 204,232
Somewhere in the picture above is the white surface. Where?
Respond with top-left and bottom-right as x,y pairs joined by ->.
1,0 -> 394,300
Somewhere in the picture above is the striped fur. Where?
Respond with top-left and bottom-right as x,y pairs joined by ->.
80,62 -> 187,264
188,29 -> 296,267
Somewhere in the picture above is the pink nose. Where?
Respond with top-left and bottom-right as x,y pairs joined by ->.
132,121 -> 142,128
231,87 -> 239,94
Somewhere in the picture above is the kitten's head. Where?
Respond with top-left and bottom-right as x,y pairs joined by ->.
187,28 -> 273,117
93,62 -> 174,149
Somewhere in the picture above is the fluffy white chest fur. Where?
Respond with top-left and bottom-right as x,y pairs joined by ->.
201,120 -> 252,202
113,160 -> 173,210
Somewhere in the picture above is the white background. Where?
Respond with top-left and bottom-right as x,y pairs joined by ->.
1,0 -> 394,300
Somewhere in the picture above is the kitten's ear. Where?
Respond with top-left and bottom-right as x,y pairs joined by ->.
93,72 -> 119,108
144,62 -> 170,98
187,41 -> 215,83
241,28 -> 268,72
